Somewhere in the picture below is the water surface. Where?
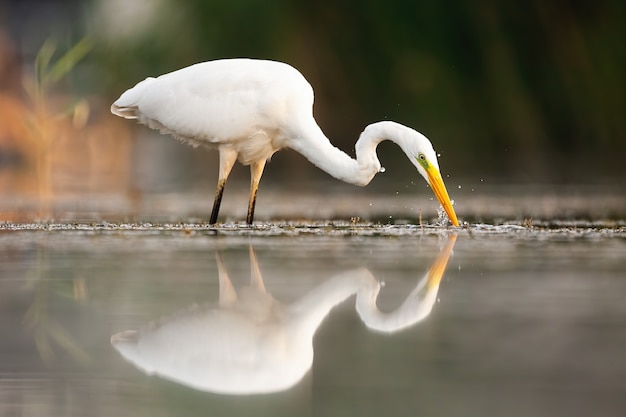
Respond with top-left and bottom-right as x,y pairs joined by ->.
0,222 -> 625,416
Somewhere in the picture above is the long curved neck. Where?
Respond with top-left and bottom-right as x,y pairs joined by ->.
287,119 -> 409,187
286,269 -> 378,340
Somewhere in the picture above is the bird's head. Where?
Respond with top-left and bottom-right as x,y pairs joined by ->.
358,121 -> 459,226
397,127 -> 459,227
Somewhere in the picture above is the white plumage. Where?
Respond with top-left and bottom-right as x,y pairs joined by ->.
112,58 -> 459,226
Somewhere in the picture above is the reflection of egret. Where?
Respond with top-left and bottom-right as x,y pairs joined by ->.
357,234 -> 457,332
111,236 -> 456,395
111,58 -> 459,226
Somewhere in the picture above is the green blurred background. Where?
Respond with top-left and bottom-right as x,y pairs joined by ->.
1,0 -> 625,193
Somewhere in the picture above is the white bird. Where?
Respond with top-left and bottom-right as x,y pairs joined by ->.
111,58 -> 459,226
111,236 -> 456,395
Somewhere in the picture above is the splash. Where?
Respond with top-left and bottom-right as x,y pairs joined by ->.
436,199 -> 455,226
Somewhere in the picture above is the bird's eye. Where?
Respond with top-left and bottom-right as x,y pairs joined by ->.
416,153 -> 429,169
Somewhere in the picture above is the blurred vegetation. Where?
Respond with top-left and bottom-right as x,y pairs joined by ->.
4,0 -> 626,185
22,38 -> 92,208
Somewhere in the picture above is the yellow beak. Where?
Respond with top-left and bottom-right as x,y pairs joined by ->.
425,166 -> 459,226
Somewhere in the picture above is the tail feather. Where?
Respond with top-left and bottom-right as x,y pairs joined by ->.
111,77 -> 156,119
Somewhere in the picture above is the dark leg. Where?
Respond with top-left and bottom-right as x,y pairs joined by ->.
246,160 -> 267,225
210,179 -> 227,225
210,149 -> 237,225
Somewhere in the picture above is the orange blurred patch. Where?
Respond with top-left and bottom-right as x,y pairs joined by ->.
0,93 -> 135,220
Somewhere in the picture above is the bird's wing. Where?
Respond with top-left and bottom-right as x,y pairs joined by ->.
111,59 -> 312,144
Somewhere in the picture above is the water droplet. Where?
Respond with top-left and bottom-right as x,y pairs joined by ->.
437,153 -> 441,157
458,185 -> 462,189
480,178 -> 484,182
379,167 -> 386,173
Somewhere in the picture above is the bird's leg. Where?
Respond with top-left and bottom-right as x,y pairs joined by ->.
246,160 -> 267,225
210,180 -> 227,225
210,148 -> 237,225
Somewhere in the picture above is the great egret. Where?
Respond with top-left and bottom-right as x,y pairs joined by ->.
111,237 -> 456,394
111,58 -> 459,226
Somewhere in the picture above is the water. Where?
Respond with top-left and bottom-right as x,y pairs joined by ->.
1,221 -> 625,416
